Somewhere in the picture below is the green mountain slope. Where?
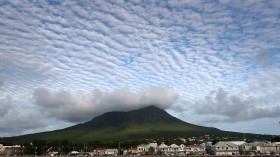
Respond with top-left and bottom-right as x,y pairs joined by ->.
0,106 -> 268,143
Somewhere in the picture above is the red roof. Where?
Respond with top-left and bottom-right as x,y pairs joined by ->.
96,148 -> 107,150
138,144 -> 146,147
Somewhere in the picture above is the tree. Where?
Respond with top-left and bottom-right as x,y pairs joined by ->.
156,149 -> 163,155
147,147 -> 155,155
271,136 -> 280,142
212,139 -> 219,145
60,139 -> 70,146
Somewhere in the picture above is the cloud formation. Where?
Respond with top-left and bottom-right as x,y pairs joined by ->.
195,88 -> 280,122
33,87 -> 178,123
0,97 -> 11,117
0,0 -> 279,135
0,97 -> 45,136
254,50 -> 279,66
0,80 -> 3,87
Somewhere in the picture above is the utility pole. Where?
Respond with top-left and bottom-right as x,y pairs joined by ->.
84,142 -> 85,153
118,142 -> 121,156
22,145 -> 24,156
35,147 -> 37,157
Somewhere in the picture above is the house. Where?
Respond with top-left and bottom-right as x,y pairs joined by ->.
185,145 -> 205,155
180,138 -> 187,143
255,142 -> 280,155
212,142 -> 239,155
156,143 -> 181,155
188,137 -> 196,142
145,142 -> 157,154
201,142 -> 213,155
146,143 -> 157,150
48,151 -> 59,156
136,143 -> 158,154
166,144 -> 180,155
157,143 -> 169,155
69,151 -> 80,156
105,149 -> 118,156
131,147 -> 138,154
240,143 -> 256,155
230,141 -> 246,146
137,144 -> 146,154
177,144 -> 186,155
0,144 -> 23,156
94,148 -> 107,156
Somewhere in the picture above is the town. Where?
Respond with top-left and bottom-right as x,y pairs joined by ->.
1,136 -> 280,156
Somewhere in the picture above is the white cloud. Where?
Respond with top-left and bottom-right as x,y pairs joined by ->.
255,49 -> 278,66
0,97 -> 45,136
0,80 -> 3,87
0,97 -> 11,117
195,88 -> 280,122
33,87 -> 178,123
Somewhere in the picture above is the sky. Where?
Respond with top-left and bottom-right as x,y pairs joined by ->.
0,0 -> 280,137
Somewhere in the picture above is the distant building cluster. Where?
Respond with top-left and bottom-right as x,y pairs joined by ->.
133,142 -> 205,156
0,144 -> 23,156
127,141 -> 280,156
49,141 -> 280,156
1,141 -> 280,156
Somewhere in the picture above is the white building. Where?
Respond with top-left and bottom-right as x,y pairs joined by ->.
69,151 -> 80,156
256,143 -> 280,155
157,143 -> 169,155
137,144 -> 146,153
167,144 -> 180,155
185,145 -> 205,155
146,142 -> 157,152
136,143 -> 158,154
212,142 -> 239,155
0,144 -> 23,156
105,149 -> 118,156
157,143 -> 186,155
230,141 -> 246,146
240,143 -> 256,155
177,144 -> 186,155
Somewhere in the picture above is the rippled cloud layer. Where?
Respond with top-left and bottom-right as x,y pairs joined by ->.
0,0 -> 280,136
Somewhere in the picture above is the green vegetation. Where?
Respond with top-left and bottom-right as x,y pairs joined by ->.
0,106 -> 273,145
271,136 -> 280,142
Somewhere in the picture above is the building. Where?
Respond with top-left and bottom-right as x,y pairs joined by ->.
136,144 -> 146,154
240,143 -> 257,155
211,142 -> 239,155
105,149 -> 118,156
48,151 -> 59,156
256,142 -> 280,155
157,143 -> 169,155
230,141 -> 246,146
177,144 -> 186,155
136,143 -> 158,154
94,148 -> 107,156
0,144 -> 23,156
166,144 -> 180,155
131,147 -> 138,154
157,143 -> 187,155
69,151 -> 80,156
185,145 -> 205,155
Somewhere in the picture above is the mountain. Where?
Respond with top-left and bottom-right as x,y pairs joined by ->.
0,106 -> 268,143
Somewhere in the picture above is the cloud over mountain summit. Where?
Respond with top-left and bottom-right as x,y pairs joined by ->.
34,87 -> 178,122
